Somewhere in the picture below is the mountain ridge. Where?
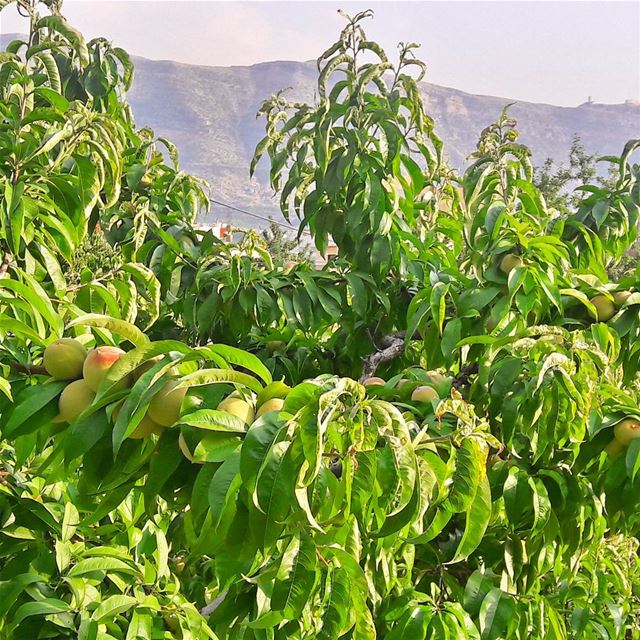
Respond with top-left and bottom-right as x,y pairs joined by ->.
2,34 -> 638,226
124,56 -> 639,225
131,53 -> 633,109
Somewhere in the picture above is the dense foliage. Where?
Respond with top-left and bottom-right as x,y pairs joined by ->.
1,3 -> 640,639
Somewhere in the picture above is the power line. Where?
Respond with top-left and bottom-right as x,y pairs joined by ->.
209,198 -> 312,237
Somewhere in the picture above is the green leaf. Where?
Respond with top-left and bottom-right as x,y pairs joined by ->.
193,432 -> 242,463
254,440 -> 296,522
34,51 -> 61,92
317,567 -> 351,639
0,275 -> 63,335
143,429 -> 183,508
63,410 -> 109,463
68,556 -> 140,577
175,368 -> 263,394
12,598 -> 69,626
479,589 -> 517,640
373,463 -> 420,537
444,438 -> 486,514
463,571 -> 495,617
448,474 -> 492,563
0,574 -> 43,618
67,314 -> 149,346
3,180 -> 25,255
208,452 -> 242,528
78,619 -> 98,640
61,502 -> 79,542
207,344 -> 272,385
4,381 -> 66,436
385,606 -> 431,640
271,533 -> 318,618
179,409 -> 247,433
126,610 -> 153,640
91,595 -> 138,622
430,282 -> 449,333
570,606 -> 590,636
240,413 -> 284,483
0,317 -> 44,344
625,438 -> 640,481
324,547 -> 375,639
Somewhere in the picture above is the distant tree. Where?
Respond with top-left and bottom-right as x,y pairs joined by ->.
534,134 -> 619,213
535,135 -> 637,279
260,220 -> 314,266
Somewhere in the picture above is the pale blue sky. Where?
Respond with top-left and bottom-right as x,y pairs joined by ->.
1,1 -> 638,106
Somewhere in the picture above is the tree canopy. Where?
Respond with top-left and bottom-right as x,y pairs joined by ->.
0,3 -> 639,639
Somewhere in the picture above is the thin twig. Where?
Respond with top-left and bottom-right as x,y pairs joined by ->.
11,363 -> 48,376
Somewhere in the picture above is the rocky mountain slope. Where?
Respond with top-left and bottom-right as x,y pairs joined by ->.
126,57 -> 638,225
3,35 -> 636,226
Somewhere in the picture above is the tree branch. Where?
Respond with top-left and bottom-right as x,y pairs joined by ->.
359,331 -> 407,381
451,362 -> 479,389
0,251 -> 12,277
200,590 -> 228,617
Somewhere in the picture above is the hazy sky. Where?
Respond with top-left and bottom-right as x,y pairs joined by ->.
1,1 -> 638,106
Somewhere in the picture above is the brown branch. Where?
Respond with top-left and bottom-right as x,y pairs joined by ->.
451,362 -> 479,389
359,331 -> 407,381
0,251 -> 12,277
200,590 -> 228,617
11,363 -> 48,376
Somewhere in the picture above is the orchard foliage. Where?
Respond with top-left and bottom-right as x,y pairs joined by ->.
1,2 -> 640,639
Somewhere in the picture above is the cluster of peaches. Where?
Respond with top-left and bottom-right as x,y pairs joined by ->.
42,338 -> 290,439
362,369 -> 451,405
499,251 -> 634,324
44,339 -> 178,438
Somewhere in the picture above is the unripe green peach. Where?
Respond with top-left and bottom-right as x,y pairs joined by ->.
411,385 -> 439,403
485,316 -> 498,332
132,355 -> 163,382
256,397 -> 285,418
58,379 -> 95,422
111,402 -> 163,439
425,371 -> 447,386
129,414 -> 164,439
83,346 -> 127,391
614,290 -> 632,307
148,380 -> 188,427
588,295 -> 616,322
499,253 -> 523,274
425,371 -> 451,396
256,380 -> 290,408
266,340 -> 286,353
613,418 -> 640,445
217,396 -> 254,425
43,338 -> 87,380
606,418 -> 640,455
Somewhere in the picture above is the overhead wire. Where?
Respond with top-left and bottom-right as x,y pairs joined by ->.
209,198 -> 313,237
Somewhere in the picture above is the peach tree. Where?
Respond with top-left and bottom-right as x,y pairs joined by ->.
1,3 -> 640,640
